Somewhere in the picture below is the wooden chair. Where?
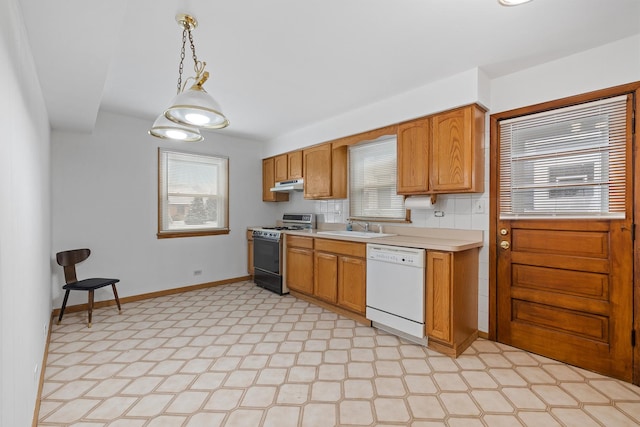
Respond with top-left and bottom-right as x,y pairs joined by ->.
56,249 -> 121,328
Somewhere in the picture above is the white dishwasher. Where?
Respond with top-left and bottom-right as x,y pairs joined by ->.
366,243 -> 426,345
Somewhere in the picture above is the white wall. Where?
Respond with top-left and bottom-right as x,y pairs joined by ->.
491,35 -> 640,114
265,67 -> 489,157
0,0 -> 52,425
51,111 -> 275,308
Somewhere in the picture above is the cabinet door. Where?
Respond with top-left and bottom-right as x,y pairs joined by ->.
247,230 -> 254,275
430,105 -> 483,192
337,256 -> 366,314
397,118 -> 430,194
286,247 -> 314,294
303,144 -> 333,198
274,154 -> 288,183
426,251 -> 452,343
288,150 -> 303,179
262,157 -> 289,202
314,252 -> 338,303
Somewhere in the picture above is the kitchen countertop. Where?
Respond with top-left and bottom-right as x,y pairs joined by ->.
282,227 -> 483,252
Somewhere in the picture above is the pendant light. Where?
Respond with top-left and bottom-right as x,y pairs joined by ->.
149,14 -> 229,142
148,114 -> 203,142
498,0 -> 532,5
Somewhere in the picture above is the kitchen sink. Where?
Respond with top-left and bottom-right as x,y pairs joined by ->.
316,230 -> 396,238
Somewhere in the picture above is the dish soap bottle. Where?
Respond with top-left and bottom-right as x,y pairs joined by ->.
346,220 -> 352,231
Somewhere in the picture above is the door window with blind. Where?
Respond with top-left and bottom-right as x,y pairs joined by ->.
158,148 -> 229,238
349,136 -> 406,221
499,95 -> 628,219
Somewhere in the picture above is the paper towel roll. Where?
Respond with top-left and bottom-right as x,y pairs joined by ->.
404,196 -> 435,210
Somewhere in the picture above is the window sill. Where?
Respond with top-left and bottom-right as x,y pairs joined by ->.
157,229 -> 230,239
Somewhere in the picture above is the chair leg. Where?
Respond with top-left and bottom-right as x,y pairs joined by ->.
87,290 -> 94,328
57,290 -> 70,325
112,284 -> 122,313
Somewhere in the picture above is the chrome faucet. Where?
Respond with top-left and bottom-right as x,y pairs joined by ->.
351,221 -> 369,232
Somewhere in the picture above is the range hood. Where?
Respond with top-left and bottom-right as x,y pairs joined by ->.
271,178 -> 304,192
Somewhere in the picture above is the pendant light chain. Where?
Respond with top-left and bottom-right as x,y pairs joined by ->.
187,26 -> 205,79
176,27 -> 188,95
175,23 -> 205,94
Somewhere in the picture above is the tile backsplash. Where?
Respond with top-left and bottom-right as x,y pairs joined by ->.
314,199 -> 350,224
274,191 -> 487,231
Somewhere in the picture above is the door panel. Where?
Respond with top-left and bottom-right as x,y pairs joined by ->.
497,219 -> 633,381
512,265 -> 609,300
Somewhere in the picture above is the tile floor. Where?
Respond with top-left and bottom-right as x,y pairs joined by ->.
38,281 -> 640,426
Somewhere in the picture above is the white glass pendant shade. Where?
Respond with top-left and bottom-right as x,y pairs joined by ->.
498,0 -> 532,5
165,84 -> 230,129
148,114 -> 203,142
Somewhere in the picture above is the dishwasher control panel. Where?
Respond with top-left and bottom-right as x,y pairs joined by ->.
366,244 -> 425,268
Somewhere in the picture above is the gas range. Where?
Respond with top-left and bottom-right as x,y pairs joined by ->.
252,213 -> 315,241
252,213 -> 315,295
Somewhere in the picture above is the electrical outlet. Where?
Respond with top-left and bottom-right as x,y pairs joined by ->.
193,270 -> 202,276
474,200 -> 485,214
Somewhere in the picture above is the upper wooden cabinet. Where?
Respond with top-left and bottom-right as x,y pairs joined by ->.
397,104 -> 485,195
288,150 -> 303,179
431,105 -> 484,192
274,154 -> 288,183
274,150 -> 303,183
262,157 -> 289,202
397,117 -> 431,194
303,144 -> 347,199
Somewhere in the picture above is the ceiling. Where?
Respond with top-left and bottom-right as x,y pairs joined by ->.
19,0 -> 640,142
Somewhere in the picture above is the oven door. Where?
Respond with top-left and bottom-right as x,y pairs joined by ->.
253,236 -> 284,295
253,236 -> 281,274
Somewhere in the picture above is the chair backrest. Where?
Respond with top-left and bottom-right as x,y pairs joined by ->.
56,248 -> 91,284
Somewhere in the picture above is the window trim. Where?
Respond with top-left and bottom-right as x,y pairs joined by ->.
157,148 -> 230,239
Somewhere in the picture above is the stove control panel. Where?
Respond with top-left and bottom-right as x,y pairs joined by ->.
252,229 -> 281,240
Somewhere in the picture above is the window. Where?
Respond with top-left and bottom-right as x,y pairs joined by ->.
349,136 -> 406,221
499,95 -> 628,219
158,148 -> 229,238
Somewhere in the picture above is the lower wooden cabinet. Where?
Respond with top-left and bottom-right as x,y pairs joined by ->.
426,248 -> 479,357
285,235 -> 314,295
314,252 -> 339,303
283,234 -> 480,356
286,235 -> 367,318
337,256 -> 366,314
314,238 -> 366,315
247,230 -> 254,276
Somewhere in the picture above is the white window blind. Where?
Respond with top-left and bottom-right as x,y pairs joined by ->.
499,95 -> 628,219
349,136 -> 406,220
158,149 -> 229,237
